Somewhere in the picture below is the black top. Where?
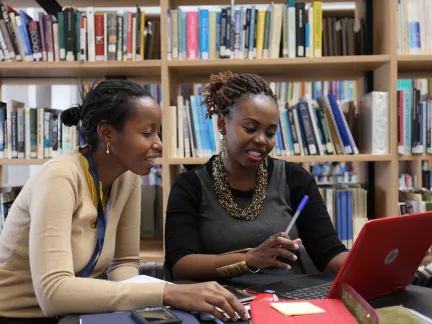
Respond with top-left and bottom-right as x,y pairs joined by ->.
165,156 -> 347,273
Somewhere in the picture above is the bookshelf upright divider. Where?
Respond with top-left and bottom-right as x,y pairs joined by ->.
0,0 -> 429,261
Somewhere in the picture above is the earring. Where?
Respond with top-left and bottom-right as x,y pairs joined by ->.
220,135 -> 227,159
106,142 -> 111,154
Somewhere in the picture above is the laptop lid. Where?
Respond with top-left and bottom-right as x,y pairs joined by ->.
327,212 -> 432,300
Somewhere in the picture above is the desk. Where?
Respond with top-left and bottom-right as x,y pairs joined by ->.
61,272 -> 432,323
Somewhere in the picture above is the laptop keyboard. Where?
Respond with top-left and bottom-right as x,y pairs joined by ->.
279,282 -> 332,300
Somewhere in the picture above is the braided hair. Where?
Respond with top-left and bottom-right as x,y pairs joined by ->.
201,71 -> 277,118
61,79 -> 154,150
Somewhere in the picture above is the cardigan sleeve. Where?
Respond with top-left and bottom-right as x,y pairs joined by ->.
107,174 -> 141,281
29,162 -> 166,317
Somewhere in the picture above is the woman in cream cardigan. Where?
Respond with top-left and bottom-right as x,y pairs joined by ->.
0,80 -> 247,324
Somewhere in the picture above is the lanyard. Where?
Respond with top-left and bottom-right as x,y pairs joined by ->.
79,149 -> 109,278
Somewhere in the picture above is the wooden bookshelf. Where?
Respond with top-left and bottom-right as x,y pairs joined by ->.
399,155 -> 431,161
0,0 -> 416,261
0,61 -> 162,79
168,56 -> 390,80
0,159 -> 50,166
7,0 -> 161,7
140,239 -> 164,262
397,55 -> 432,74
170,154 -> 393,165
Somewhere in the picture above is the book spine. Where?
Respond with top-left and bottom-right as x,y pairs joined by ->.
199,9 -> 209,60
27,20 -> 42,61
73,12 -> 81,59
80,16 -> 87,61
106,13 -> 117,61
171,10 -> 178,60
209,11 -> 216,60
57,12 -> 66,60
53,21 -> 60,61
45,15 -> 54,62
225,7 -> 232,59
0,4 -> 21,61
288,1 -> 296,58
17,108 -> 24,158
135,6 -> 141,60
247,7 -> 254,59
116,14 -> 123,61
0,19 -> 16,60
295,3 -> 305,57
15,16 -> 30,61
126,12 -> 133,60
186,11 -> 198,60
94,12 -> 104,61
313,1 -> 323,57
63,8 -> 76,61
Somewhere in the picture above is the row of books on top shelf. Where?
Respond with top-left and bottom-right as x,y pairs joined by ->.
396,0 -> 432,55
318,184 -> 367,250
0,4 -> 160,63
0,84 -> 160,160
167,1 -> 366,61
399,172 -> 432,216
171,80 -> 389,158
397,78 -> 432,156
311,162 -> 358,185
0,187 -> 21,234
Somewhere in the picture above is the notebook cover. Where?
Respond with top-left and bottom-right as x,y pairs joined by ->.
250,299 -> 358,324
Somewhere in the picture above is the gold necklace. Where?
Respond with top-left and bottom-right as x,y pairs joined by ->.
212,154 -> 268,221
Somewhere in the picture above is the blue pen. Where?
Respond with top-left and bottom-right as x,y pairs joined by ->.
284,195 -> 309,237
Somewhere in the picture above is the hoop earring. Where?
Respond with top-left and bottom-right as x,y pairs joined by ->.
106,142 -> 111,154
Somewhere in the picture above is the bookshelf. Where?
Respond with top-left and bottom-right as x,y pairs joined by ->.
0,0 -> 427,261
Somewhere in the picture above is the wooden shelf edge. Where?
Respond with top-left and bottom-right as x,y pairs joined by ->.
0,159 -> 50,166
398,154 -> 431,161
0,61 -> 162,79
139,239 -> 164,263
397,55 -> 432,62
0,60 -> 162,68
6,0 -> 161,7
169,154 -> 393,165
0,157 -> 163,166
168,55 -> 391,68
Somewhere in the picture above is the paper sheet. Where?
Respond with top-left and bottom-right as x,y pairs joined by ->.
122,275 -> 173,284
270,302 -> 325,316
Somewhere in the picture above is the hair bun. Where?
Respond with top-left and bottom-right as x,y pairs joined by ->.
60,105 -> 82,127
209,71 -> 234,92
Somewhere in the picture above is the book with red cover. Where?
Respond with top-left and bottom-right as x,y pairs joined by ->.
250,299 -> 358,324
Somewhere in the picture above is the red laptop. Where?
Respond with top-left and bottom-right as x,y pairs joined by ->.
246,212 -> 432,301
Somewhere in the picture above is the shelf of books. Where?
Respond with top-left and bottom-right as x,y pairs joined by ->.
396,0 -> 432,217
0,0 -> 406,260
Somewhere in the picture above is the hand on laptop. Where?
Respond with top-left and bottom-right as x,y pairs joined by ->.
162,281 -> 249,322
245,232 -> 301,270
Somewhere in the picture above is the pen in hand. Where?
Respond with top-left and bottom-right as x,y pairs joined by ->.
284,195 -> 309,238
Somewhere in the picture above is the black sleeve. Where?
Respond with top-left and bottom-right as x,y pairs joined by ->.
286,163 -> 347,272
164,169 -> 202,273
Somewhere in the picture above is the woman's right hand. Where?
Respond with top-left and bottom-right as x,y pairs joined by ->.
162,282 -> 249,322
245,232 -> 301,270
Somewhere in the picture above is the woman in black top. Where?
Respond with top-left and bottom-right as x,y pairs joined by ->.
165,72 -> 348,281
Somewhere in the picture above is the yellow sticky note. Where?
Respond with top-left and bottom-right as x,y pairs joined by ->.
270,302 -> 326,316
